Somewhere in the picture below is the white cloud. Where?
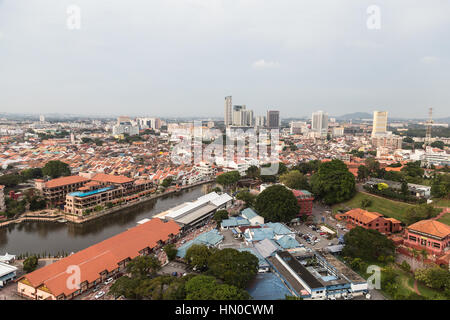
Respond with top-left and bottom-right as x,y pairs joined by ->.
252,59 -> 280,69
420,56 -> 439,64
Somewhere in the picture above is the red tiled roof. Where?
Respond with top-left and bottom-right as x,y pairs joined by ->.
21,219 -> 180,298
91,173 -> 133,184
45,176 -> 89,189
341,208 -> 383,224
408,220 -> 450,239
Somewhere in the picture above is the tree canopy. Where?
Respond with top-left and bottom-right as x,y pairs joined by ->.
254,184 -> 300,222
403,204 -> 441,225
42,160 -> 71,179
185,244 -> 214,270
216,171 -> 241,188
206,248 -> 258,289
213,210 -> 229,225
279,170 -> 310,190
310,159 -> 356,205
184,275 -> 250,300
342,227 -> 395,262
126,255 -> 161,278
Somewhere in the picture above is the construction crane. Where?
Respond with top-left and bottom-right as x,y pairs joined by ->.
425,107 -> 433,146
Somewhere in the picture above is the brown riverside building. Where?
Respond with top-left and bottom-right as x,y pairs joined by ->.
35,176 -> 90,207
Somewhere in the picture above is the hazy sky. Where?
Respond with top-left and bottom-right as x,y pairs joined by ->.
0,0 -> 449,118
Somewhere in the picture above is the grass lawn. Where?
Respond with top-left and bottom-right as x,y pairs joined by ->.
332,192 -> 414,223
432,198 -> 450,208
437,212 -> 450,226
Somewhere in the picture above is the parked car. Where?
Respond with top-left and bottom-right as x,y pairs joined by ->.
94,291 -> 106,299
172,272 -> 178,277
104,277 -> 114,285
93,286 -> 100,292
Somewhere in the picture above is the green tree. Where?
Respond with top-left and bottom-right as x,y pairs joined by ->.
254,185 -> 299,222
185,244 -> 213,270
357,165 -> 370,182
185,275 -> 250,300
216,171 -> 241,189
310,159 -> 356,205
364,158 -> 380,175
23,255 -> 39,273
430,141 -> 445,149
161,177 -> 173,188
42,160 -> 71,179
415,266 -> 450,291
342,227 -> 395,262
360,198 -> 372,209
185,275 -> 219,300
431,174 -> 450,199
126,255 -> 161,278
206,248 -> 258,288
235,191 -> 256,207
109,276 -> 141,299
245,165 -> 260,179
213,210 -> 229,225
279,170 -> 309,190
163,244 -> 178,261
403,204 -> 440,225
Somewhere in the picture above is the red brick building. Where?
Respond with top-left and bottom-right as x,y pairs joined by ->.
292,190 -> 314,216
403,219 -> 450,256
336,208 -> 402,234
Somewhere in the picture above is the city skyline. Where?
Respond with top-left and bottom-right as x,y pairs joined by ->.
1,1 -> 450,118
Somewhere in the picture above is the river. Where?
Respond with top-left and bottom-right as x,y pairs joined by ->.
0,183 -> 214,256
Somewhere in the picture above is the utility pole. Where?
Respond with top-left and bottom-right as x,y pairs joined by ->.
425,107 -> 433,146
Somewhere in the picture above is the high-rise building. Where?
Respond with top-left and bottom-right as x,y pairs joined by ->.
232,105 -> 246,126
39,115 -> 45,123
113,116 -> 139,136
267,110 -> 280,129
255,116 -> 266,128
224,96 -> 232,127
290,121 -> 306,134
311,111 -> 328,136
372,111 -> 388,137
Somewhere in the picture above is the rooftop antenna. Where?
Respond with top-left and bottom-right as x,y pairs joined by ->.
425,107 -> 433,146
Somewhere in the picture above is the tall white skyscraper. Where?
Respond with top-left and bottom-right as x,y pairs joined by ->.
224,96 -> 232,127
372,111 -> 388,137
255,116 -> 266,128
312,111 -> 329,136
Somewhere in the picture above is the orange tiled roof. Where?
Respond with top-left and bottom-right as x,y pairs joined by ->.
45,176 -> 89,189
343,208 -> 383,224
21,219 -> 180,298
91,173 -> 134,184
408,220 -> 450,239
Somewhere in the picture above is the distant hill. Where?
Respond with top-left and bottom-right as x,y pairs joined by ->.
336,112 -> 372,120
435,117 -> 450,124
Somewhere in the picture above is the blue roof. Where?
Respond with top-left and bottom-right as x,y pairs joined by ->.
69,187 -> 113,198
196,229 -> 223,246
264,223 -> 292,235
248,228 -> 275,241
247,273 -> 292,300
221,217 -> 250,228
238,248 -> 269,267
176,230 -> 224,258
276,235 -> 301,249
241,208 -> 259,220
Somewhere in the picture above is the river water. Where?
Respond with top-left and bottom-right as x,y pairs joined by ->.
0,183 -> 213,256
